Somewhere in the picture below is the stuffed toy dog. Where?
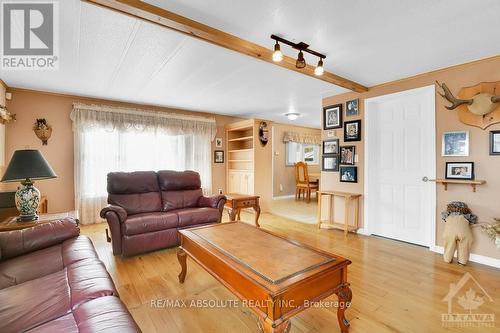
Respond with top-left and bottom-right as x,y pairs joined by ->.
441,202 -> 477,265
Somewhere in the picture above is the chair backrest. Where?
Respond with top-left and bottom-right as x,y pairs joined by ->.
157,170 -> 203,212
295,162 -> 310,186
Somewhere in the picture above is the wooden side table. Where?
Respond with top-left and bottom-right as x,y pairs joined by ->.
224,194 -> 261,227
0,211 -> 79,232
317,191 -> 361,237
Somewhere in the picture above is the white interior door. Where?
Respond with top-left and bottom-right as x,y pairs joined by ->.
365,86 -> 436,247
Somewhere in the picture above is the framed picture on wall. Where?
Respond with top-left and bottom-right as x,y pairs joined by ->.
214,150 -> 224,163
322,155 -> 339,172
346,99 -> 359,117
344,120 -> 361,142
323,104 -> 343,130
445,162 -> 474,180
442,131 -> 469,156
340,166 -> 357,183
340,146 -> 356,165
323,139 -> 339,155
215,137 -> 223,148
490,130 -> 500,155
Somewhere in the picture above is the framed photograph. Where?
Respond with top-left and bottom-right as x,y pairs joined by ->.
340,166 -> 357,183
323,104 -> 343,130
442,131 -> 469,156
490,130 -> 500,155
346,99 -> 359,117
214,150 -> 224,163
323,139 -> 339,155
322,155 -> 339,172
445,162 -> 474,180
215,137 -> 223,148
344,120 -> 361,142
340,146 -> 356,165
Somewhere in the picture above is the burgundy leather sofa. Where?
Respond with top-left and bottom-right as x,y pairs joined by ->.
100,170 -> 226,257
0,218 -> 140,333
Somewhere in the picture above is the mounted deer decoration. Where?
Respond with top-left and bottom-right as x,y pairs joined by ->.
436,81 -> 500,129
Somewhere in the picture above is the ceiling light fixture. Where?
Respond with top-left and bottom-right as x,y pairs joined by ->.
314,58 -> 324,76
285,112 -> 300,121
272,41 -> 283,62
270,34 -> 326,70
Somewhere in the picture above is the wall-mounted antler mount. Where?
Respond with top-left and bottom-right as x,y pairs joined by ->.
436,81 -> 500,129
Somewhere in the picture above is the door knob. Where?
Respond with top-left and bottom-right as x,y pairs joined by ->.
422,176 -> 436,182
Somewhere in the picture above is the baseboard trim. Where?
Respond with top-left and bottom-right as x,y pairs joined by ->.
357,228 -> 371,236
430,245 -> 500,268
272,195 -> 295,200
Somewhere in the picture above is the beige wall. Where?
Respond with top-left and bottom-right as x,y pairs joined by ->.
4,88 -> 239,214
322,55 -> 500,260
272,123 -> 321,197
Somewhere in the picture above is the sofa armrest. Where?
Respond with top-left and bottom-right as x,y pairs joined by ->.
0,218 -> 80,261
198,195 -> 226,209
100,205 -> 128,222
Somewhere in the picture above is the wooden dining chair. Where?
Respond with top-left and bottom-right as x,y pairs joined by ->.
294,162 -> 319,203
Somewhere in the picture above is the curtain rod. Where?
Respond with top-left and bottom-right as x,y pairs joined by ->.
72,103 -> 216,124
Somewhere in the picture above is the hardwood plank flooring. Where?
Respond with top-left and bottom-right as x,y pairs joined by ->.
81,212 -> 500,333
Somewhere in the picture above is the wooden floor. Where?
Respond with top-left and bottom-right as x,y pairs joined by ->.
81,211 -> 500,333
269,197 -> 317,224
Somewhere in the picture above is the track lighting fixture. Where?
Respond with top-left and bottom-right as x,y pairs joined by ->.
272,41 -> 283,62
270,34 -> 326,72
314,58 -> 324,76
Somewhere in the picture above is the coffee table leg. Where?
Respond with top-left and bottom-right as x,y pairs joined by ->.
177,248 -> 187,283
258,318 -> 291,333
335,283 -> 352,333
253,204 -> 261,228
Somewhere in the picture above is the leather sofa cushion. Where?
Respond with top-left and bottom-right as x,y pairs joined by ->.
0,259 -> 117,333
122,229 -> 178,257
158,170 -> 201,190
0,236 -> 99,289
162,189 -> 202,211
122,212 -> 178,236
26,296 -> 141,333
107,171 -> 162,214
173,207 -> 220,227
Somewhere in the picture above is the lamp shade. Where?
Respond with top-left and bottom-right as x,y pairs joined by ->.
1,149 -> 57,182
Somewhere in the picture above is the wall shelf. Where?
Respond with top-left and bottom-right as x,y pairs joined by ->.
228,136 -> 253,142
228,148 -> 254,153
435,179 -> 486,192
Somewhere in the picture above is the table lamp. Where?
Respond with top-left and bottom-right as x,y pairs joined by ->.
1,149 -> 57,221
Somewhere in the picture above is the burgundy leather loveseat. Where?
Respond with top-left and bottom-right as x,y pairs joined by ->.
100,170 -> 226,257
0,218 -> 140,333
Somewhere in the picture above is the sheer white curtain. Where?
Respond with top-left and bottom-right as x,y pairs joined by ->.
71,103 -> 216,224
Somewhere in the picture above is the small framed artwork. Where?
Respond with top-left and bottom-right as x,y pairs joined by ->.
344,120 -> 361,142
214,150 -> 224,163
323,104 -> 343,130
346,99 -> 359,117
322,155 -> 339,172
340,166 -> 357,183
490,130 -> 500,155
442,131 -> 469,156
340,146 -> 356,165
215,137 -> 223,148
445,162 -> 474,180
323,139 -> 339,155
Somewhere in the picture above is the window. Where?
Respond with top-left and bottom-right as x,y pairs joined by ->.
286,142 -> 320,166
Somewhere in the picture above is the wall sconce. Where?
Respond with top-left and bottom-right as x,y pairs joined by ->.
0,105 -> 15,124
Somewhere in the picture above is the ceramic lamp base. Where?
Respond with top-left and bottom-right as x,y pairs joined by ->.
15,180 -> 40,222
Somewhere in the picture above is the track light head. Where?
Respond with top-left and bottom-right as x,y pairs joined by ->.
272,42 -> 283,62
296,51 -> 306,69
314,58 -> 324,76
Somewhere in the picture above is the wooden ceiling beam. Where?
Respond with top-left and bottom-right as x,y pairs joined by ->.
83,0 -> 368,93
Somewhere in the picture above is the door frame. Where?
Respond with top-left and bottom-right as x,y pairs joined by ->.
363,85 -> 436,248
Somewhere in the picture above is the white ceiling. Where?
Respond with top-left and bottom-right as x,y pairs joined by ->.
2,0 -> 500,128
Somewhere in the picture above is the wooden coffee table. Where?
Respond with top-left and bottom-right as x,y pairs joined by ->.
224,193 -> 261,227
177,222 -> 352,333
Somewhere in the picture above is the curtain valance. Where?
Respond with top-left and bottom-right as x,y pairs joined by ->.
71,103 -> 217,140
283,131 -> 321,145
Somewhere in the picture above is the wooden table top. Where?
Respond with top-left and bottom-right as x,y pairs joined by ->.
180,222 -> 349,292
317,190 -> 362,198
0,211 -> 79,232
225,193 -> 260,200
